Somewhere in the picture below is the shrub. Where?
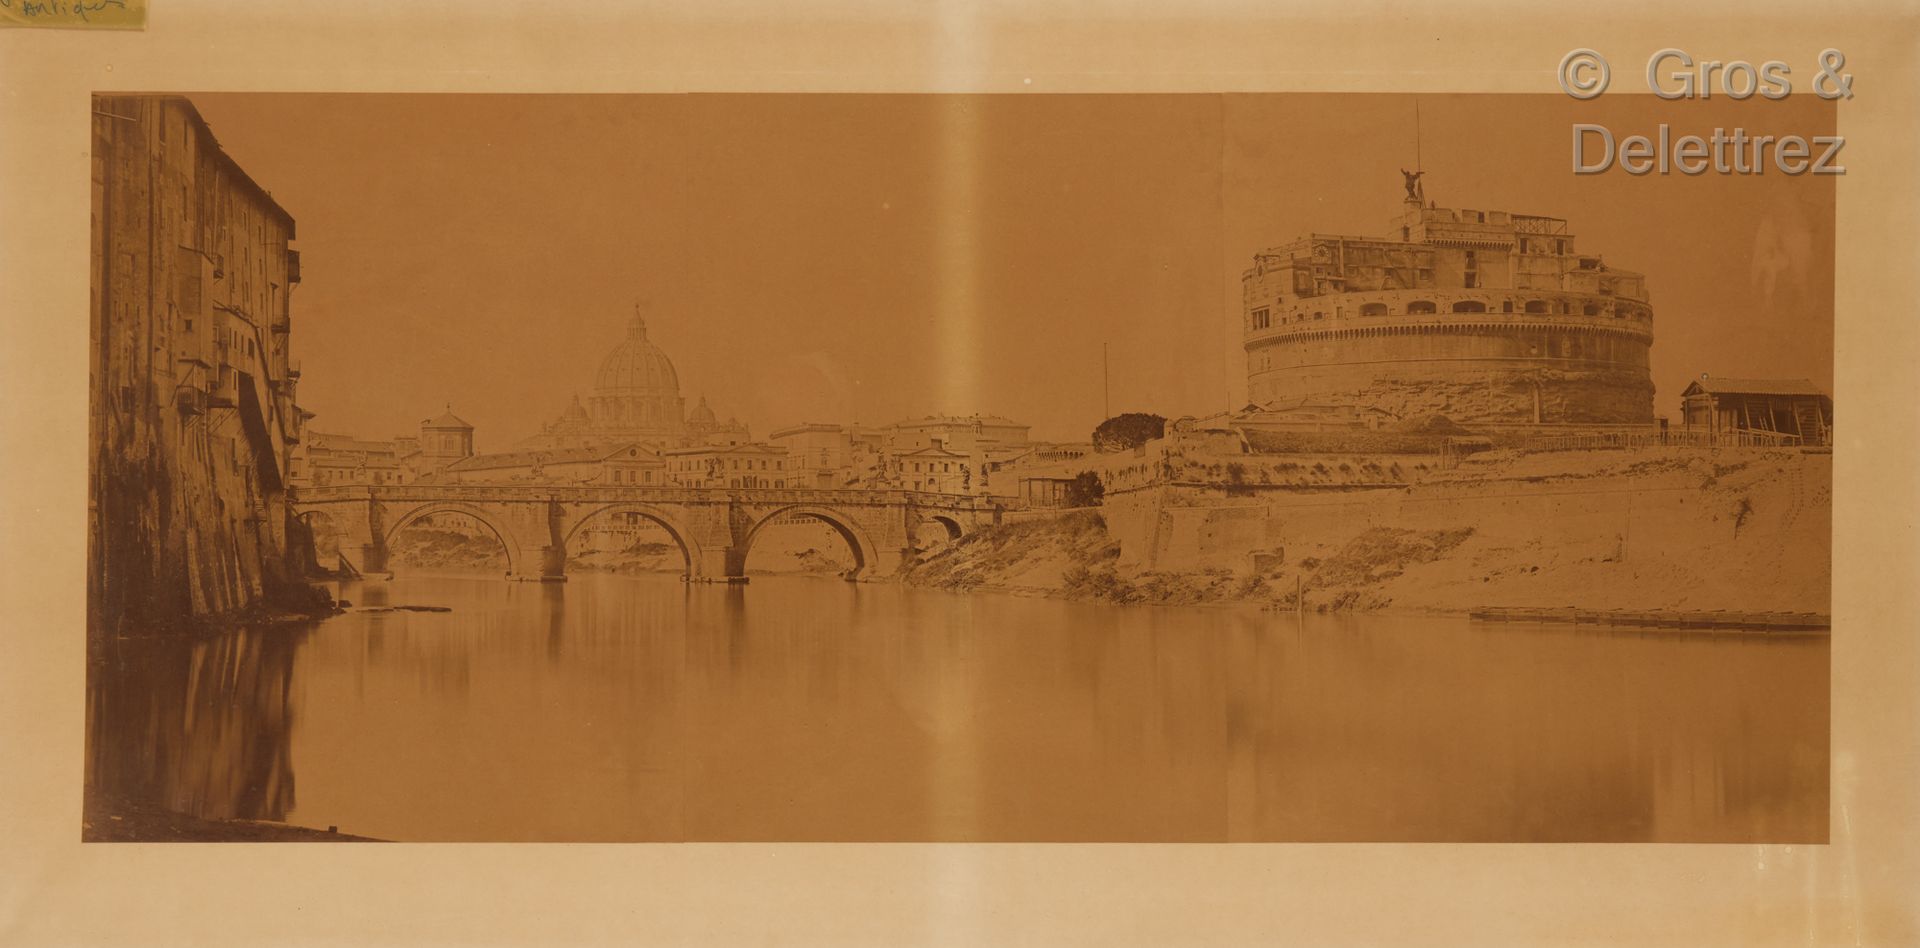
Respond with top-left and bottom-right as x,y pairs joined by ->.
1092,413 -> 1168,452
1063,470 -> 1105,507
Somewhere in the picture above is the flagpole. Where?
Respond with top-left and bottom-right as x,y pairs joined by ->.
1102,342 -> 1110,419
1414,97 -> 1423,173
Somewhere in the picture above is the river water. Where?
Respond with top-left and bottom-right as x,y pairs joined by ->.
86,571 -> 1828,842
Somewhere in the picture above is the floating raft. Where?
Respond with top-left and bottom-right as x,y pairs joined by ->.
1468,606 -> 1829,633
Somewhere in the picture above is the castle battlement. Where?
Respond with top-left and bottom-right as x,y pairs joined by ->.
1242,190 -> 1656,425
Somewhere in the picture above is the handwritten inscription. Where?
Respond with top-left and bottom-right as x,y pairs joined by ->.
0,0 -> 145,29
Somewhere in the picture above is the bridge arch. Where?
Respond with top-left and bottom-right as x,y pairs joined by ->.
921,512 -> 966,543
295,508 -> 339,538
293,508 -> 345,572
742,504 -> 880,579
560,503 -> 704,578
383,501 -> 524,576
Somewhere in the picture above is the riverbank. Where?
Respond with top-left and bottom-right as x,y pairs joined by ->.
92,580 -> 342,645
902,447 -> 1831,616
82,793 -> 382,842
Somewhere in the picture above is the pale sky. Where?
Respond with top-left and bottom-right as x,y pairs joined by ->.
189,93 -> 1833,448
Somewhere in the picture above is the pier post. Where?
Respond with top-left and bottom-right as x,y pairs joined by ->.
698,546 -> 747,581
536,544 -> 568,583
864,547 -> 908,581
359,542 -> 389,577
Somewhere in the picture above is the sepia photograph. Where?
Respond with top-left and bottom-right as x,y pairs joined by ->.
7,1 -> 1920,943
83,91 -> 1834,844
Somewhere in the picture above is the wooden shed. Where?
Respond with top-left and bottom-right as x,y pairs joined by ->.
1679,377 -> 1832,446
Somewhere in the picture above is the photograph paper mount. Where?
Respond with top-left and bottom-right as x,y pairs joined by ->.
3,3 -> 1918,946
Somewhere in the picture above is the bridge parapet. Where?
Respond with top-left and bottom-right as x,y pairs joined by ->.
293,483 -> 994,510
291,481 -> 1003,583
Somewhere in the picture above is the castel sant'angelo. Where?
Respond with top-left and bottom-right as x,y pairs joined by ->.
1243,175 -> 1656,424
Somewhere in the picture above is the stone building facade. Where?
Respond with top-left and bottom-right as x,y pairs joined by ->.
417,410 -> 475,466
435,443 -> 666,486
895,446 -> 973,493
90,95 -> 309,631
290,409 -> 476,488
883,414 -> 1031,455
662,443 -> 794,489
766,414 -> 1046,495
768,422 -> 886,488
1243,192 -> 1656,424
291,431 -> 405,487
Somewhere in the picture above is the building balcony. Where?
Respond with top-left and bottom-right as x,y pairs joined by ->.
174,384 -> 208,416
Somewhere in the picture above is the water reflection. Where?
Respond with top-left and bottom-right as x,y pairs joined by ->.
85,572 -> 1828,842
87,625 -> 306,823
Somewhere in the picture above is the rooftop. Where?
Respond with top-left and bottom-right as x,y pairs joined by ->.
305,431 -> 399,454
1682,377 -> 1829,398
421,410 -> 473,430
768,422 -> 847,438
661,442 -> 787,457
891,414 -> 1028,429
443,443 -> 656,472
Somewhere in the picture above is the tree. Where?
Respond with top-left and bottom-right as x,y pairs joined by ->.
1063,470 -> 1105,508
1092,412 -> 1167,453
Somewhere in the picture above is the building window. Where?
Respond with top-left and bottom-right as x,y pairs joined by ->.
1251,307 -> 1271,330
1452,300 -> 1488,313
1360,303 -> 1388,317
1407,300 -> 1437,315
1524,300 -> 1549,314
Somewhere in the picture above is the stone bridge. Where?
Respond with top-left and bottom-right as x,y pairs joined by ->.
291,483 -> 1001,582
